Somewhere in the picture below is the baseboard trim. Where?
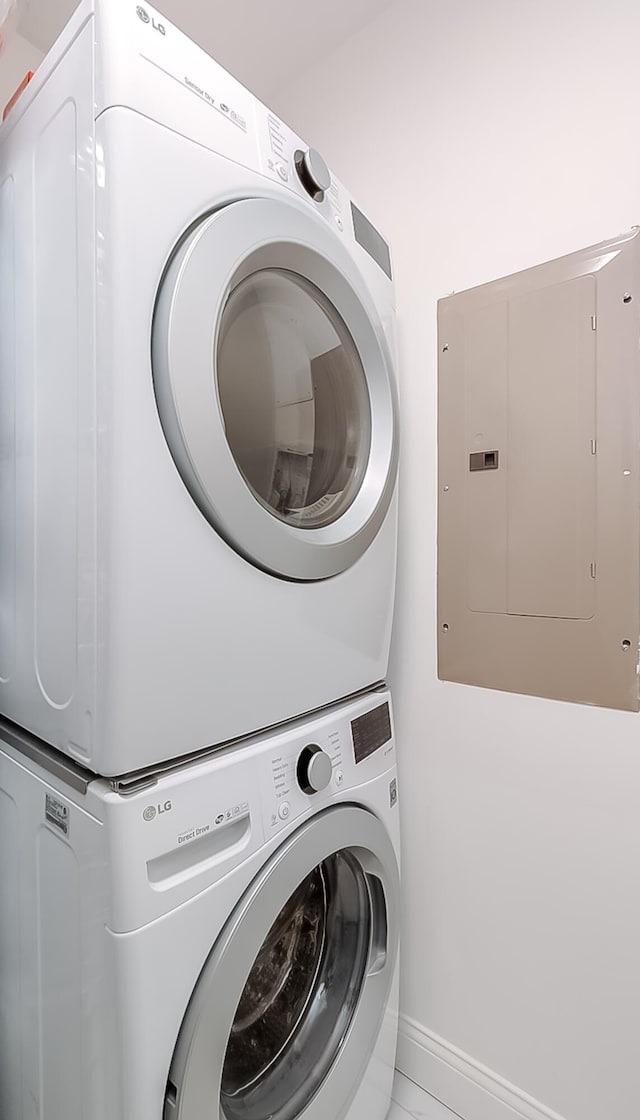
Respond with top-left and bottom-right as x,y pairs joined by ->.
396,1015 -> 568,1120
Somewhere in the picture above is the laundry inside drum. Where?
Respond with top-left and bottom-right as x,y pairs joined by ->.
220,851 -> 371,1120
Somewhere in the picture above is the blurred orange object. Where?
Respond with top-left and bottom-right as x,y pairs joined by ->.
3,70 -> 34,121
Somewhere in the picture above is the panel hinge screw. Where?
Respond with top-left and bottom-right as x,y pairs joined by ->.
442,623 -> 449,633
623,292 -> 633,304
442,344 -> 449,352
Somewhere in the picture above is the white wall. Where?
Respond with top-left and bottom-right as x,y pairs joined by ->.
273,3 -> 640,1119
0,31 -> 42,111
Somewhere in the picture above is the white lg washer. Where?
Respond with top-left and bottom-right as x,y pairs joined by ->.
0,0 -> 399,777
0,688 -> 400,1120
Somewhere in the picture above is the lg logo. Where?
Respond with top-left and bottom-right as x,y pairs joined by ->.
136,6 -> 166,34
142,800 -> 172,821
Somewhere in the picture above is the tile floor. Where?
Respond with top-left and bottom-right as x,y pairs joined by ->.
389,1072 -> 461,1120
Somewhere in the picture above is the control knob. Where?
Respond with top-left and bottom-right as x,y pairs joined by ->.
297,744 -> 333,795
294,147 -> 331,201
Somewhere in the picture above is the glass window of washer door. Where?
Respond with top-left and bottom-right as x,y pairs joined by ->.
220,851 -> 372,1120
217,270 -> 372,530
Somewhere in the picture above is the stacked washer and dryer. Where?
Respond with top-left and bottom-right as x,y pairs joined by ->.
0,2 -> 401,1119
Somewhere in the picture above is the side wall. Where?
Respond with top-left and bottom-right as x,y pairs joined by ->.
273,2 -> 640,1118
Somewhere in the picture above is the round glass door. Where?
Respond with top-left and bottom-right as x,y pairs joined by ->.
153,197 -> 398,580
218,270 -> 371,531
221,852 -> 371,1120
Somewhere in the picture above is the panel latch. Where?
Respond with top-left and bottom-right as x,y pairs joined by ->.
469,450 -> 499,471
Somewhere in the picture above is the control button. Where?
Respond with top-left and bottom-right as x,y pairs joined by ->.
297,744 -> 333,795
276,161 -> 289,182
294,147 -> 331,201
278,801 -> 291,821
335,769 -> 344,787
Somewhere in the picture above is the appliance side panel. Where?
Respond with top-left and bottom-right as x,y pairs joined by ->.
33,98 -> 80,707
0,788 -> 22,1119
0,176 -> 17,685
0,746 -> 115,1120
36,826 -> 84,1118
34,800 -> 114,1120
0,19 -> 97,760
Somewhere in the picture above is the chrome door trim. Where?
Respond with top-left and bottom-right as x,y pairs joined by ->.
152,198 -> 398,580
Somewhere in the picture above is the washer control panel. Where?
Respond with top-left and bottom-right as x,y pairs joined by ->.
266,724 -> 344,833
263,692 -> 395,835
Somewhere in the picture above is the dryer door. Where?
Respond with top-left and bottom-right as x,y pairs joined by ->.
163,805 -> 400,1120
152,198 -> 398,581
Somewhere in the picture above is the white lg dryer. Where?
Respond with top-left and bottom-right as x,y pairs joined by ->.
0,688 -> 400,1120
0,0 -> 399,777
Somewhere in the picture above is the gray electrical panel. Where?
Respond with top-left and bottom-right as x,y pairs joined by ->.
438,228 -> 640,711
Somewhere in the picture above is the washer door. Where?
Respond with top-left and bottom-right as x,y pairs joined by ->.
163,805 -> 400,1120
152,198 -> 398,580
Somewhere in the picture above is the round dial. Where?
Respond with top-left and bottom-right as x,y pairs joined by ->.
294,148 -> 331,200
297,744 -> 333,795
